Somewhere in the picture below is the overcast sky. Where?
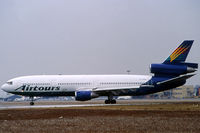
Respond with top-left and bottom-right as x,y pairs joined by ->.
0,0 -> 199,97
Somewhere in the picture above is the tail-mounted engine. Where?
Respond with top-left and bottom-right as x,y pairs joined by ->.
150,63 -> 198,76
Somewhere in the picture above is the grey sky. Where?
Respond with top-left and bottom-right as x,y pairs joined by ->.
0,0 -> 199,97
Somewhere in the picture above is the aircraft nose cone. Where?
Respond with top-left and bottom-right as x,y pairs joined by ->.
1,84 -> 9,92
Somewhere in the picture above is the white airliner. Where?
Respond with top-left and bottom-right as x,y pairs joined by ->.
1,40 -> 198,105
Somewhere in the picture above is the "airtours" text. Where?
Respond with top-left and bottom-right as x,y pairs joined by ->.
15,85 -> 60,91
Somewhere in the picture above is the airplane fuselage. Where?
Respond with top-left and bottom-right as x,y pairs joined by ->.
2,75 -> 151,97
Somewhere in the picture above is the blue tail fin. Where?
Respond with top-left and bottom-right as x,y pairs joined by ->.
163,40 -> 193,64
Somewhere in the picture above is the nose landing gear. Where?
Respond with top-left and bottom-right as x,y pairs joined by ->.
30,96 -> 34,106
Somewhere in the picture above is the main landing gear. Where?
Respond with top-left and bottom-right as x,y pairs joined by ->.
105,95 -> 116,104
30,96 -> 34,106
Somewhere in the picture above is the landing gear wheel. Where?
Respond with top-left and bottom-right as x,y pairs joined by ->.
30,102 -> 34,106
105,95 -> 117,104
105,100 -> 110,104
105,99 -> 116,104
30,96 -> 35,106
111,100 -> 116,104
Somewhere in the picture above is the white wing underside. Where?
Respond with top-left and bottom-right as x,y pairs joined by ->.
94,86 -> 140,92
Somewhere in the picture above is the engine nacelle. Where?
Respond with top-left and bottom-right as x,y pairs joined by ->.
150,64 -> 196,75
75,91 -> 98,101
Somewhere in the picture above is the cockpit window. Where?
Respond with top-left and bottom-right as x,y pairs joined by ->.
6,81 -> 13,85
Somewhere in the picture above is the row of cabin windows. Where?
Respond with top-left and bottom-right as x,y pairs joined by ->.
58,83 -> 92,86
100,82 -> 143,85
22,82 -> 144,86
57,82 -> 144,86
23,83 -> 50,86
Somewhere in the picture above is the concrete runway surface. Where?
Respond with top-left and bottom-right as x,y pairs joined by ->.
1,99 -> 200,110
1,99 -> 200,133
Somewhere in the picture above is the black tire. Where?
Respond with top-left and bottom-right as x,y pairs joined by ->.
105,100 -> 110,104
30,102 -> 34,106
111,100 -> 116,104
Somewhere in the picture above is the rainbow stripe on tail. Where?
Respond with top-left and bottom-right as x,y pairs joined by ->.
163,40 -> 193,64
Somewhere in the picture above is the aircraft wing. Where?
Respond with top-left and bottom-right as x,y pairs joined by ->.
156,73 -> 195,86
92,86 -> 140,96
76,73 -> 195,96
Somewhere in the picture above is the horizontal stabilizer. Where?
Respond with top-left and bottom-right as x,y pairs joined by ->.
156,73 -> 195,86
